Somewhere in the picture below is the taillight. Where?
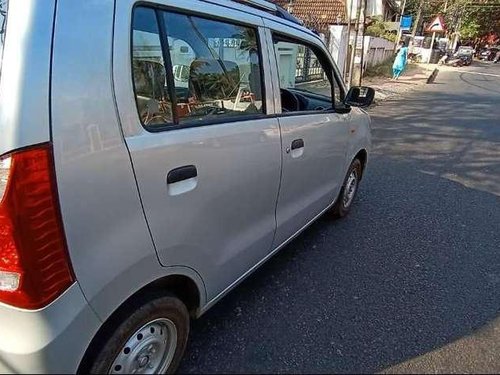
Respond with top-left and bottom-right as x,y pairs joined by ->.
0,144 -> 74,309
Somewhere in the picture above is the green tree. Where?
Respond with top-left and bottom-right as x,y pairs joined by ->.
403,0 -> 500,40
459,19 -> 481,39
365,16 -> 397,42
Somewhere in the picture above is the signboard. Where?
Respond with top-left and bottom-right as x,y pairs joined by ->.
400,16 -> 412,31
209,38 -> 243,49
426,15 -> 446,33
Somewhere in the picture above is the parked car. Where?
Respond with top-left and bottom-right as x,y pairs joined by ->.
454,46 -> 474,66
479,47 -> 500,61
0,0 -> 373,373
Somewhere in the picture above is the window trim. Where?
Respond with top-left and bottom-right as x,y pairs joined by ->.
271,32 -> 346,116
155,8 -> 179,125
130,3 -> 269,133
143,113 -> 271,133
0,0 -> 9,79
130,7 -> 175,127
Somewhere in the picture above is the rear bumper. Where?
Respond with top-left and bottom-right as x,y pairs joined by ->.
0,284 -> 101,374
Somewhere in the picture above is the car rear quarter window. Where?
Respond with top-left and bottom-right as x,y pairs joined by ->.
132,7 -> 173,127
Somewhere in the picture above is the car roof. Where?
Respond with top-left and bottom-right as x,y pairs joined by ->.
199,0 -> 319,40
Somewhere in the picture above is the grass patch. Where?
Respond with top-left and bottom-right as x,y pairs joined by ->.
364,59 -> 393,78
364,59 -> 419,79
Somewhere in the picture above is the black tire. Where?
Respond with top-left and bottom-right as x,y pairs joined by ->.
331,158 -> 363,219
87,294 -> 189,374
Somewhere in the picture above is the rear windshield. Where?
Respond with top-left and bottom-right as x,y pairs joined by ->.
0,0 -> 8,75
457,47 -> 473,55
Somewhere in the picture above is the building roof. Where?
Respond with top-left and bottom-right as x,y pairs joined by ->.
273,0 -> 346,31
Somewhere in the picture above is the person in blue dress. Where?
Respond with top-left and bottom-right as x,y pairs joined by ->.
392,41 -> 408,80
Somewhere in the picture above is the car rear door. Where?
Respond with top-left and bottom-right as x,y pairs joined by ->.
113,0 -> 281,300
264,21 -> 351,247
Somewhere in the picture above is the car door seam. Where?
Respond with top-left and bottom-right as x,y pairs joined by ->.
263,25 -> 283,247
109,0 -> 164,277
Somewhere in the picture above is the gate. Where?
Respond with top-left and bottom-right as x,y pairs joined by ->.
295,47 -> 324,83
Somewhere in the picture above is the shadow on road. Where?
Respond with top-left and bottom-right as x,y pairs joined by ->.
459,73 -> 500,95
371,87 -> 500,197
178,72 -> 500,374
178,160 -> 499,373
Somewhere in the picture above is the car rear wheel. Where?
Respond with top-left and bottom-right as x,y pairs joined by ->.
331,158 -> 362,218
87,295 -> 189,374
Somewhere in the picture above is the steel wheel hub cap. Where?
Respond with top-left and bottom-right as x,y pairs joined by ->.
110,318 -> 177,374
343,170 -> 358,208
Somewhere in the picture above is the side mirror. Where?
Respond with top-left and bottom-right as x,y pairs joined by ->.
345,86 -> 375,108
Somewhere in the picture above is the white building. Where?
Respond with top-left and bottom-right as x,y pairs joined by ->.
346,0 -> 399,22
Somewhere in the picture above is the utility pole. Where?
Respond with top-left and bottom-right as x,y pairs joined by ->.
428,30 -> 437,63
348,0 -> 362,88
344,0 -> 356,83
412,0 -> 425,38
443,0 -> 451,50
452,4 -> 465,50
395,0 -> 407,48
358,0 -> 367,86
452,0 -> 474,50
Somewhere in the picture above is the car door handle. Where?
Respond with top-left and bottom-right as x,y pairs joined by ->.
291,139 -> 304,150
167,165 -> 197,184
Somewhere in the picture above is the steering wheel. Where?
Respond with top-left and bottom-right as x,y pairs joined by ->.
280,89 -> 300,112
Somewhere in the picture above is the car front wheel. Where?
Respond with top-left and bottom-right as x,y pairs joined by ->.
331,158 -> 363,218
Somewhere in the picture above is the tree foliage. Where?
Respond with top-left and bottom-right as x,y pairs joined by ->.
365,16 -> 397,42
459,19 -> 481,40
403,0 -> 500,41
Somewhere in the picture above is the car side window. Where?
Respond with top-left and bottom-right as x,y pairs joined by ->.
132,6 -> 265,131
273,37 -> 343,113
132,7 -> 173,127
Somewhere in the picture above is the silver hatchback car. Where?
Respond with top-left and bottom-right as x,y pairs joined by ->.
0,0 -> 372,373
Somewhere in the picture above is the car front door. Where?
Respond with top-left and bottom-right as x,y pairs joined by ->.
113,1 -> 282,300
265,23 -> 351,247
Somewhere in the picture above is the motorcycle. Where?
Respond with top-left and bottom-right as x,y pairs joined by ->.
408,52 -> 422,63
494,51 -> 500,63
438,53 -> 464,67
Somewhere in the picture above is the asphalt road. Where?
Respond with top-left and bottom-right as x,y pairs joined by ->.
178,61 -> 500,374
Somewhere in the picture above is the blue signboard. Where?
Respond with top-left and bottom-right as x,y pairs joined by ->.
400,16 -> 412,31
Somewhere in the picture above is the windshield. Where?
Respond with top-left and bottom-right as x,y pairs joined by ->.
0,0 -> 8,74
